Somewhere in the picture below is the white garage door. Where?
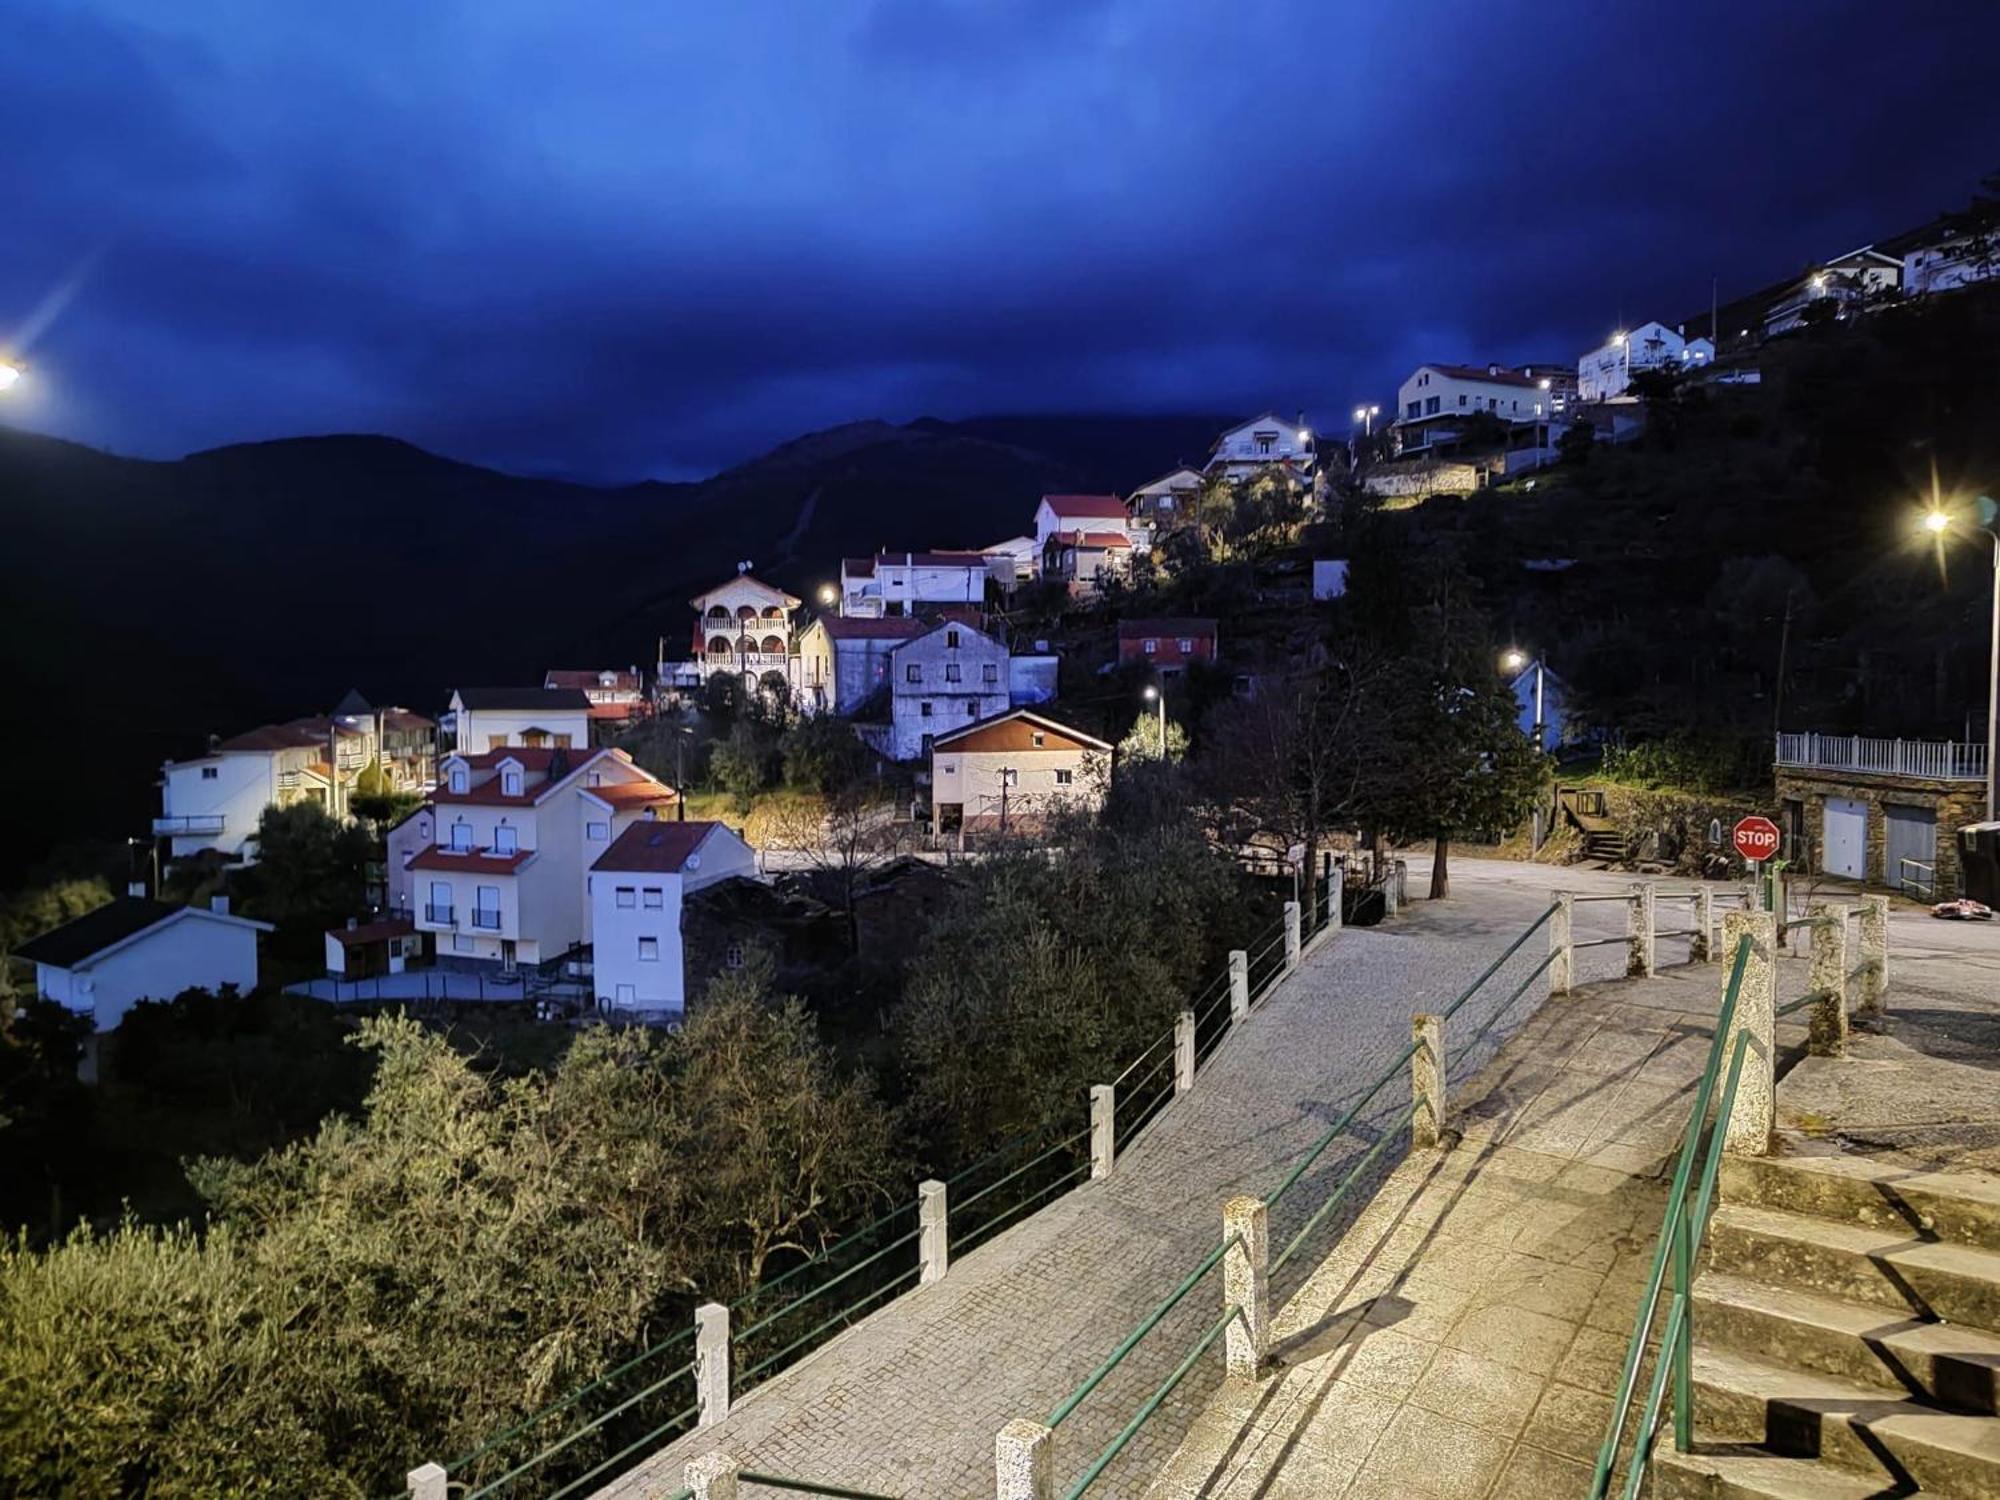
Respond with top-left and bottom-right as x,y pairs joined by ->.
1823,797 -> 1867,881
1885,803 -> 1938,895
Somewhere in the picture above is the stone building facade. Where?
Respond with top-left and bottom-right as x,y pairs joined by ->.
1773,765 -> 1986,898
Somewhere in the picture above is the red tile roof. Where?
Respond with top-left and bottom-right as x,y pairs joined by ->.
843,556 -> 877,578
819,616 -> 929,641
586,702 -> 646,720
1118,618 -> 1218,639
591,820 -> 724,874
580,782 -> 679,809
1055,530 -> 1132,549
327,917 -> 417,947
408,845 -> 536,876
1040,494 -> 1129,520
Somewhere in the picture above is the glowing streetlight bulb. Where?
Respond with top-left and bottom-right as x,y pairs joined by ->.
1352,407 -> 1367,422
1923,510 -> 1951,535
1501,649 -> 1528,672
1142,685 -> 1158,701
817,584 -> 838,606
0,362 -> 21,392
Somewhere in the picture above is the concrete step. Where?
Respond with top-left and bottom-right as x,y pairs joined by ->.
1649,1444 -> 1927,1500
1691,1345 -> 2000,1495
1723,1148 -> 2000,1250
1708,1204 -> 2000,1334
1696,1272 -> 2000,1413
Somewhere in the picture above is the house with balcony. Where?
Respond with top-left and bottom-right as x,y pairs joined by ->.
982,536 -> 1039,588
688,571 -> 802,686
588,820 -> 758,1017
393,745 -> 677,973
1205,413 -> 1315,484
929,709 -> 1111,837
330,690 -> 437,792
795,614 -> 926,716
1762,247 -> 1904,336
884,620 -> 1013,761
155,715 -> 374,859
1033,495 -> 1132,550
1044,529 -> 1133,594
1128,467 -> 1203,528
1394,364 -> 1557,453
1577,323 -> 1714,402
839,551 -> 991,618
1772,731 -> 1989,898
447,686 -> 592,754
1117,618 -> 1218,679
545,667 -> 651,739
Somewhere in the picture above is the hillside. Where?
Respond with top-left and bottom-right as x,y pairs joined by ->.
0,413 -> 1230,881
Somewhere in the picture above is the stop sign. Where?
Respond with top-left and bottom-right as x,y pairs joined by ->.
1733,815 -> 1781,863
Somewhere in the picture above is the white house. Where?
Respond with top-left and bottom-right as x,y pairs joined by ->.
887,620 -> 1012,761
1205,413 -> 1315,481
1577,322 -> 1697,402
17,896 -> 272,1036
1043,529 -> 1132,594
839,551 -> 990,617
588,820 -> 757,1017
982,536 -> 1039,587
1032,494 -> 1132,551
545,668 -> 649,734
448,687 -> 593,754
796,614 -> 926,716
1128,467 -> 1203,525
156,715 -> 378,859
1905,231 -> 1999,297
399,745 -> 677,972
929,709 -> 1111,834
1394,365 -> 1555,452
1762,248 -> 1904,336
688,572 -> 803,684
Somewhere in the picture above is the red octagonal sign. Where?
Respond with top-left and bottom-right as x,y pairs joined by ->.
1732,815 -> 1781,863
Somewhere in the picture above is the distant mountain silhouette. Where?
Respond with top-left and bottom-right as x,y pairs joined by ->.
0,413 -> 1231,879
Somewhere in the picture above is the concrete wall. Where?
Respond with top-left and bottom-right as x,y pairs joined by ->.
1774,767 -> 1986,897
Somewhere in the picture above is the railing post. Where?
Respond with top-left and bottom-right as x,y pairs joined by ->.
1693,887 -> 1714,962
1852,892 -> 1890,1029
1807,903 -> 1850,1058
1411,1013 -> 1445,1149
1089,1084 -> 1116,1179
1719,910 -> 1777,1156
1228,949 -> 1249,1023
1222,1195 -> 1270,1379
995,1418 -> 1054,1500
1174,1009 -> 1196,1095
1326,863 -> 1344,934
1548,893 -> 1574,995
1283,899 -> 1302,970
1383,866 -> 1400,917
696,1301 -> 731,1427
686,1451 -> 741,1500
919,1179 -> 949,1284
407,1463 -> 447,1500
1627,881 -> 1656,977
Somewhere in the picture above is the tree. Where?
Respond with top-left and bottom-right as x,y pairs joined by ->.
762,787 -> 903,951
1,879 -> 112,1012
711,720 -> 777,811
1116,709 -> 1189,764
780,714 -> 874,794
1556,419 -> 1596,466
239,801 -> 372,929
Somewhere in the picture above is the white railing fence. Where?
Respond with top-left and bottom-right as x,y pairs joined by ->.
1775,732 -> 1987,782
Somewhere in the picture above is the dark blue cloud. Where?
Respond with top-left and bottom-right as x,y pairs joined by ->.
1,0 -> 1996,479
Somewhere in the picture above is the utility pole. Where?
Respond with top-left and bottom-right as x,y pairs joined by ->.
1772,590 -> 1795,739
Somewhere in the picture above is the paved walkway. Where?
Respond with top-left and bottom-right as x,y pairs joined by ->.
603,860 -> 1676,1500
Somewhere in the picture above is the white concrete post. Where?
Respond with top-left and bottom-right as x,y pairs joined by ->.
1327,864 -> 1344,934
1719,911 -> 1777,1157
695,1301 -> 731,1427
407,1463 -> 447,1500
995,1418 -> 1054,1500
1548,893 -> 1574,996
1394,858 -> 1409,907
1384,865 -> 1401,917
919,1178 -> 949,1285
1855,893 -> 1889,1026
1089,1084 -> 1115,1179
1228,949 -> 1249,1023
1222,1195 -> 1269,1380
685,1451 -> 741,1500
1627,881 -> 1657,978
1283,900 -> 1302,970
1694,887 -> 1715,962
1807,903 -> 1850,1059
1174,1009 -> 1196,1095
1411,1013 -> 1444,1149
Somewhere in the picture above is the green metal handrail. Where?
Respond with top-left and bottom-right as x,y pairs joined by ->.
741,1472 -> 903,1498
462,1365 -> 698,1499
1588,934 -> 1753,1498
1272,1099 -> 1418,1273
1064,1307 -> 1246,1498
1437,901 -> 1559,1022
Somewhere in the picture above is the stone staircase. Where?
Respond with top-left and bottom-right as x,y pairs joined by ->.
1651,1143 -> 2000,1498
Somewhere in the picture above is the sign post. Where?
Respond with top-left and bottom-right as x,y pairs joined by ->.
1733,816 -> 1781,914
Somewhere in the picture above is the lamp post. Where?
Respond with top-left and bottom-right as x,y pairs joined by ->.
1351,404 -> 1379,437
1142,683 -> 1166,756
1501,648 -> 1545,753
127,835 -> 159,899
1924,503 -> 2000,820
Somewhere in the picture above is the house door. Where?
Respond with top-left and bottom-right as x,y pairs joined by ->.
1822,797 -> 1867,881
500,939 -> 517,974
1884,803 -> 1937,896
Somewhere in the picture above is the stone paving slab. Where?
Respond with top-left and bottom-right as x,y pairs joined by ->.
598,861 -> 1662,1499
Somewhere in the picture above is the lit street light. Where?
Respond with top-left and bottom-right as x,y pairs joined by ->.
1142,682 -> 1166,752
817,584 -> 838,608
1501,648 -> 1545,753
1923,500 -> 2000,820
0,360 -> 22,392
1351,404 -> 1380,437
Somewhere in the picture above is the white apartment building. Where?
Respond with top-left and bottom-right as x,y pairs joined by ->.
1577,322 -> 1715,402
929,709 -> 1111,834
1032,494 -> 1132,551
1128,467 -> 1203,525
1205,413 -> 1315,481
688,572 -> 802,684
448,687 -> 592,753
795,614 -> 926,716
887,620 -> 1012,761
156,715 -> 375,859
16,896 -> 271,1036
839,551 -> 990,617
1762,248 -> 1904,336
1395,364 -> 1556,451
395,746 -> 676,972
588,820 -> 757,1016
1905,232 -> 1999,296
982,535 -> 1040,586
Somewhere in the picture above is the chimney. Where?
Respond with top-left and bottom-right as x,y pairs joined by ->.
346,916 -> 359,930
1488,363 -> 1499,376
212,895 -> 230,916
207,732 -> 221,753
127,882 -> 147,899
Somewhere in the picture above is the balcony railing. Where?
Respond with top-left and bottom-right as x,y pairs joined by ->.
424,903 -> 455,926
471,909 -> 502,931
152,814 -> 226,837
1775,732 -> 1988,782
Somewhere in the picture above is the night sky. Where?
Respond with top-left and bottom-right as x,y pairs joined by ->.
3,1 -> 1997,481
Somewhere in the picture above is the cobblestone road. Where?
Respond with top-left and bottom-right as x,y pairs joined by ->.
600,860 -> 1694,1500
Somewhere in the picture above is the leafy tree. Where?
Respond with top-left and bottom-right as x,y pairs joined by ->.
1116,709 -> 1189,764
239,801 -> 372,930
762,788 -> 905,951
1556,419 -> 1596,466
780,713 -> 874,794
711,720 -> 777,811
0,879 -> 112,1011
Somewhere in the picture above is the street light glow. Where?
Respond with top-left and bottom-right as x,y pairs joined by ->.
1142,685 -> 1158,701
0,362 -> 21,392
1923,510 -> 1951,534
817,584 -> 838,605
1501,649 -> 1527,672
1352,406 -> 1367,422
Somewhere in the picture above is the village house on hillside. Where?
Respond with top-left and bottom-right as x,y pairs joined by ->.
1394,363 -> 1558,454
588,819 -> 758,1018
981,535 -> 1039,587
448,686 -> 593,753
796,613 -> 926,715
1576,322 -> 1713,402
1128,466 -> 1203,526
839,550 -> 990,617
688,571 -> 802,685
929,708 -> 1111,837
881,619 -> 1012,761
1204,412 -> 1315,483
544,668 -> 650,737
1117,618 -> 1219,678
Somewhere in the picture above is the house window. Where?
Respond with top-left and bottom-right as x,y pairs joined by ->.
454,934 -> 474,953
1458,394 -> 1467,407
982,663 -> 998,684
939,760 -> 956,773
1031,732 -> 1045,747
587,821 -> 609,841
638,937 -> 659,962
474,886 -> 501,929
616,886 -> 637,909
448,766 -> 469,794
724,944 -> 745,970
947,629 -> 961,647
966,701 -> 978,716
1405,401 -> 1420,419
1178,638 -> 1194,653
588,771 -> 602,786
450,822 -> 473,851
906,664 -> 922,683
920,702 -> 933,718
200,766 -> 219,781
1425,396 -> 1440,415
1488,397 -> 1498,410
945,663 -> 962,683
501,769 -> 523,796
1055,769 -> 1074,785
493,826 -> 518,854
643,887 -> 663,909
1142,638 -> 1158,654
615,982 -> 636,1003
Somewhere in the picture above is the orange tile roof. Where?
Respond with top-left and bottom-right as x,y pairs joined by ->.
1041,494 -> 1129,519
591,820 -> 724,873
408,845 -> 536,876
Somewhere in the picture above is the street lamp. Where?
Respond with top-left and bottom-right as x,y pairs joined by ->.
0,360 -> 22,392
817,584 -> 838,608
1352,404 -> 1380,437
1142,682 -> 1166,754
1923,502 -> 2000,820
127,835 -> 159,898
1501,648 -> 1546,753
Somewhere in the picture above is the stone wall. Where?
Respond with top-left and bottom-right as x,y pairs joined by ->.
1773,767 -> 1985,897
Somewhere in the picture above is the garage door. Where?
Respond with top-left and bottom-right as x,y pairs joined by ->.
1885,803 -> 1938,896
1822,797 -> 1867,881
